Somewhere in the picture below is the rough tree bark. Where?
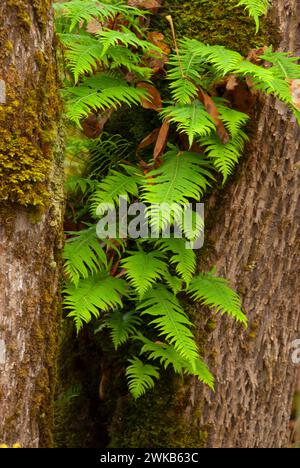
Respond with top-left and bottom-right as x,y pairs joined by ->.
0,1 -> 64,448
109,0 -> 300,448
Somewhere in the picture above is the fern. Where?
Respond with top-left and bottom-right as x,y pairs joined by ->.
91,164 -> 143,216
136,334 -> 214,388
121,250 -> 167,298
161,101 -> 216,147
137,285 -> 199,364
64,226 -> 107,285
106,310 -> 141,349
54,0 -> 143,32
64,272 -> 127,331
96,27 -> 160,56
261,47 -> 300,80
187,271 -> 247,325
64,73 -> 147,124
237,0 -> 270,32
126,357 -> 160,399
200,130 -> 249,182
142,149 -> 214,229
156,238 -> 196,285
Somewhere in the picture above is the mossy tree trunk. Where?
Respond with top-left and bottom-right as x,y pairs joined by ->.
109,0 -> 300,448
0,1 -> 64,448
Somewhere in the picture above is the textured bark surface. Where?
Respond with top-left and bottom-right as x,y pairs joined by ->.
0,1 -> 64,448
109,0 -> 300,448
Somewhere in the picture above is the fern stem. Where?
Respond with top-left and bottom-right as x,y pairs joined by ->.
166,15 -> 185,79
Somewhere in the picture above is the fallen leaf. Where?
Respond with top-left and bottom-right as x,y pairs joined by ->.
137,82 -> 163,111
153,120 -> 170,160
198,88 -> 229,144
148,31 -> 171,55
81,109 -> 114,138
86,19 -> 102,34
226,75 -> 239,91
137,128 -> 160,152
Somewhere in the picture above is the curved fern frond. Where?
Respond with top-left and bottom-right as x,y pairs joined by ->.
106,310 -> 142,350
60,34 -> 103,82
215,101 -> 250,138
142,149 -> 214,229
200,130 -> 249,182
96,27 -> 160,56
91,164 -> 143,216
237,0 -> 270,32
64,73 -> 147,124
64,226 -> 107,285
54,0 -> 143,32
121,250 -> 167,298
64,273 -> 127,332
161,101 -> 216,147
126,357 -> 159,399
261,47 -> 300,80
136,334 -> 214,388
187,271 -> 247,325
156,237 -> 196,285
137,285 -> 199,364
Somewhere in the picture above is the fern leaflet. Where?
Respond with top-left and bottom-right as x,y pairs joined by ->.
64,273 -> 127,332
126,357 -> 159,399
64,226 -> 107,285
187,271 -> 247,325
137,285 -> 199,364
106,310 -> 142,350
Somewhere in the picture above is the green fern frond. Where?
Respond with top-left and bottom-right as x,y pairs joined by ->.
121,250 -> 167,298
103,45 -> 152,79
65,175 -> 96,195
126,357 -> 159,399
162,270 -> 183,295
54,0 -> 143,32
96,27 -> 160,56
64,272 -> 127,332
161,101 -> 216,147
137,285 -> 199,364
142,149 -> 214,229
64,226 -> 107,285
136,334 -> 214,388
156,238 -> 196,285
237,0 -> 270,32
201,130 -> 249,182
187,271 -> 247,325
106,310 -> 141,350
215,101 -> 250,138
64,36 -> 104,83
91,164 -> 143,216
169,78 -> 199,105
261,47 -> 300,80
64,73 -> 147,124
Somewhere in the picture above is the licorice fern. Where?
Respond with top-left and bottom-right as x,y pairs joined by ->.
59,0 -> 300,399
237,0 -> 270,32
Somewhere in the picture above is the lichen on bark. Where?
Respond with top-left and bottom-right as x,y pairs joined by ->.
0,1 -> 61,207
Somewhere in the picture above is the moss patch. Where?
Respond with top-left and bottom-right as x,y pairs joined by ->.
154,0 -> 278,56
0,49 -> 61,207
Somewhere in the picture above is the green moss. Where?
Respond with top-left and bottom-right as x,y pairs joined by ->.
109,374 -> 207,448
154,0 -> 279,56
0,50 -> 61,207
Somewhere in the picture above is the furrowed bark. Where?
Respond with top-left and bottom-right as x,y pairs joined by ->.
0,1 -> 64,448
109,0 -> 300,448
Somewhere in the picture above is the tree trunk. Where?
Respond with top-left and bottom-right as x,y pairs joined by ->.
109,0 -> 300,448
0,1 -> 64,448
